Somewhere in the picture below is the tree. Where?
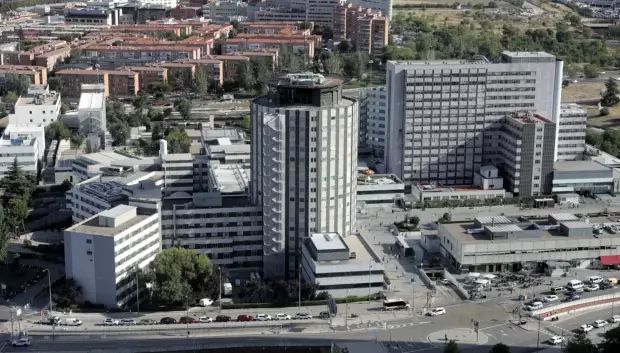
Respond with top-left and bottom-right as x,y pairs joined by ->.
109,122 -> 130,146
0,158 -> 34,204
146,247 -> 218,305
60,179 -> 72,192
133,91 -> 149,116
602,78 -> 620,107
251,58 -> 269,92
61,103 -> 70,114
53,277 -> 82,309
242,115 -> 250,130
45,122 -> 71,144
583,63 -> 601,79
278,45 -> 303,73
343,52 -> 368,80
193,67 -> 209,96
489,343 -> 510,353
566,331 -> 599,353
48,77 -> 63,93
564,63 -> 578,79
173,98 -> 192,120
70,134 -> 85,149
8,198 -> 28,233
601,107 -> 611,116
163,107 -> 173,118
444,340 -> 460,353
166,128 -> 191,153
599,326 -> 620,353
0,206 -> 10,261
5,74 -> 30,95
410,215 -> 420,229
4,91 -> 18,105
323,56 -> 343,75
338,40 -> 353,53
236,62 -> 256,91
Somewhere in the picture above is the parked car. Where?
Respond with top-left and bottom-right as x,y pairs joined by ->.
275,313 -> 291,320
593,319 -> 607,328
198,316 -> 213,323
294,313 -> 312,320
570,287 -> 584,293
138,319 -> 158,325
551,287 -> 566,294
12,337 -> 31,347
237,315 -> 254,322
119,319 -> 136,326
428,308 -> 446,316
567,295 -> 581,302
199,298 -> 213,307
160,317 -> 177,324
215,315 -> 231,322
179,317 -> 196,324
103,318 -> 119,326
585,284 -> 600,292
255,314 -> 272,321
580,324 -> 594,332
543,295 -> 559,302
318,311 -> 332,319
610,315 -> 620,323
601,282 -> 614,290
549,336 -> 565,345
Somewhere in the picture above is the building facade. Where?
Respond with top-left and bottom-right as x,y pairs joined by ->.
557,103 -> 587,161
11,84 -> 61,128
64,205 -> 161,308
251,73 -> 358,279
385,52 -> 563,187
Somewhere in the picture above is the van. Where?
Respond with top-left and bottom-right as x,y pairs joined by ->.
63,318 -> 82,326
589,276 -> 604,284
608,278 -> 618,285
567,280 -> 584,290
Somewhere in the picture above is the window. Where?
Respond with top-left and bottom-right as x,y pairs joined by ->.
87,250 -> 93,255
86,239 -> 92,244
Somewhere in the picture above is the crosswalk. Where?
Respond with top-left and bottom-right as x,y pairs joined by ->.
332,320 -> 432,332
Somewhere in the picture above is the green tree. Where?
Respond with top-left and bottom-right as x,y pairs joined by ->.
146,247 -> 219,305
109,122 -> 130,146
0,206 -> 10,261
338,40 -> 353,53
323,55 -> 343,75
489,343 -> 510,353
242,115 -> 250,130
163,107 -> 173,118
47,77 -> 63,93
566,331 -> 599,353
165,128 -> 191,153
70,134 -> 85,149
193,67 -> 209,96
4,91 -> 18,105
8,198 -> 28,233
602,78 -> 620,107
278,45 -> 303,73
53,277 -> 82,309
410,215 -> 420,229
565,64 -> 578,79
251,58 -> 270,90
45,122 -> 71,144
583,63 -> 601,79
5,74 -> 31,95
599,326 -> 620,353
444,340 -> 460,353
173,98 -> 192,120
236,62 -> 256,91
0,158 -> 33,203
586,129 -> 604,147
343,52 -> 368,80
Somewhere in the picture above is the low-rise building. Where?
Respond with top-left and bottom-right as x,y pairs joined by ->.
156,62 -> 195,87
84,45 -> 200,62
356,173 -> 405,204
64,205 -> 161,308
552,160 -> 614,195
56,70 -> 109,98
0,65 -> 48,88
34,46 -> 72,71
301,232 -> 384,298
140,0 -> 178,9
64,8 -> 119,26
223,38 -> 314,58
119,66 -> 167,91
233,50 -> 278,71
203,1 -> 249,22
107,70 -> 139,97
171,5 -> 201,19
205,55 -> 248,80
0,125 -> 45,179
437,214 -> 617,274
72,150 -> 145,182
10,84 -> 61,128
178,59 -> 223,88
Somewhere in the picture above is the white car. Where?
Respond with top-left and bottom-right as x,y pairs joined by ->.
429,307 -> 446,316
293,313 -> 312,320
103,318 -> 119,326
12,337 -> 31,347
549,336 -> 565,345
581,324 -> 594,332
585,284 -> 599,292
544,295 -> 559,302
610,315 -> 620,323
255,314 -> 272,321
119,319 -> 136,325
198,316 -> 212,323
199,298 -> 213,307
593,319 -> 608,328
275,313 -> 291,320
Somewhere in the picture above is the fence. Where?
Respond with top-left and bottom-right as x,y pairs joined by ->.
531,293 -> 620,320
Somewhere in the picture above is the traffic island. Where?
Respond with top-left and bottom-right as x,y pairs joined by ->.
427,328 -> 489,346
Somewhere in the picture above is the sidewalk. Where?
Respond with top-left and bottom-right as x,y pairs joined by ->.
427,328 -> 489,345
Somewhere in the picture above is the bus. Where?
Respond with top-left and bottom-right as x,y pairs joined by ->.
383,299 -> 410,311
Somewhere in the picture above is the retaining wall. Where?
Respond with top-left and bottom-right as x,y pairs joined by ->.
532,293 -> 620,321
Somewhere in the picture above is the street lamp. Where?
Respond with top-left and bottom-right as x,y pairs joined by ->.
368,261 -> 372,303
44,268 -> 54,341
218,266 -> 222,313
298,264 -> 302,311
345,289 -> 350,330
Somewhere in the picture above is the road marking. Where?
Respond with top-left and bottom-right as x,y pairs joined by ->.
0,342 -> 6,352
481,322 -> 509,331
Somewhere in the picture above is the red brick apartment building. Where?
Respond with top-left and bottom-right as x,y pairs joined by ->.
204,55 -> 249,81
223,38 -> 315,58
177,59 -> 223,88
107,71 -> 139,97
333,4 -> 388,56
120,66 -> 168,91
0,65 -> 48,88
84,45 -> 201,62
234,50 -> 278,71
56,70 -> 109,98
170,6 -> 201,20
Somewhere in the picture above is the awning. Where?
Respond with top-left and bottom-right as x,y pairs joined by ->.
600,255 -> 620,266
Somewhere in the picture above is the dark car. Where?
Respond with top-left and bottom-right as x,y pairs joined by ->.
237,315 -> 253,322
179,317 -> 196,324
160,317 -> 177,324
215,315 -> 231,322
139,319 -> 157,325
601,282 -> 614,290
319,311 -> 332,319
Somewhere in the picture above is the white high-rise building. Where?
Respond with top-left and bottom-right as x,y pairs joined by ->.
557,103 -> 587,161
251,73 -> 358,279
348,0 -> 393,18
64,205 -> 161,308
10,84 -> 61,128
385,51 -> 563,186
359,86 -> 388,158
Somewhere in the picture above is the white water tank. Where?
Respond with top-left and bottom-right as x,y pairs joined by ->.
159,139 -> 168,157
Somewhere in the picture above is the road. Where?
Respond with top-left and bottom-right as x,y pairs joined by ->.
568,70 -> 620,84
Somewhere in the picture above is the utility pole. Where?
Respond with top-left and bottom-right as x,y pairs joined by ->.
218,266 -> 222,313
136,267 -> 140,313
411,280 -> 415,316
9,307 -> 14,340
536,314 -> 541,352
368,261 -> 372,303
298,264 -> 301,311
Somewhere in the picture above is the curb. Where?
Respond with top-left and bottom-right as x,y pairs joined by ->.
509,319 -> 535,332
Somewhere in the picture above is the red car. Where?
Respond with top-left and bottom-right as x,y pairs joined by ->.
237,314 -> 254,322
179,316 -> 196,324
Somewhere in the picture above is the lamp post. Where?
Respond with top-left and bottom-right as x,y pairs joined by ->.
135,266 -> 140,313
368,261 -> 372,303
536,313 -> 541,352
368,60 -> 374,86
218,266 -> 222,313
185,296 -> 190,337
44,269 -> 54,341
345,289 -> 350,330
298,264 -> 302,311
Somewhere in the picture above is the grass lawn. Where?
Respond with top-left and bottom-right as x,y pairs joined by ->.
0,263 -> 40,291
562,82 -> 604,102
342,71 -> 386,89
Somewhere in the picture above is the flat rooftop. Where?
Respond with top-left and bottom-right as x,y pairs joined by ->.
79,151 -> 139,166
212,164 -> 249,194
67,211 -> 152,237
78,92 -> 105,110
554,160 -> 610,172
357,174 -> 403,186
202,128 -> 242,141
309,233 -> 347,251
16,92 -> 60,106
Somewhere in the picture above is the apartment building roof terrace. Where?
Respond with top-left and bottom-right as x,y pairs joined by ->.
67,206 -> 152,237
